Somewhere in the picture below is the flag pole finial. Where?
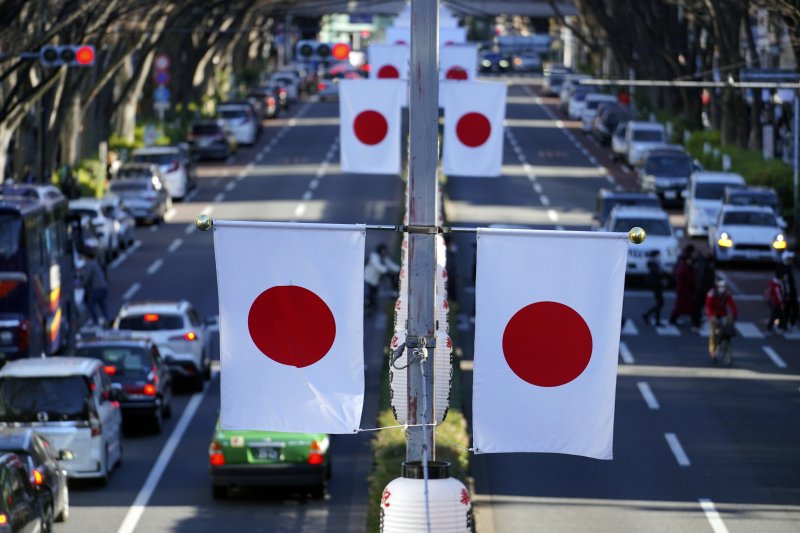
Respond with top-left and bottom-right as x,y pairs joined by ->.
196,213 -> 214,231
628,227 -> 646,244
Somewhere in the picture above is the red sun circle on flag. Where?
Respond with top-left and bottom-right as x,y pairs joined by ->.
353,110 -> 389,145
455,112 -> 491,147
377,65 -> 400,79
248,285 -> 336,368
445,66 -> 468,80
502,301 -> 593,387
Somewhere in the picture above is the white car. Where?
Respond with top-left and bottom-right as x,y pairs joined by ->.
69,198 -> 119,260
611,121 -> 629,161
113,300 -> 211,391
0,357 -> 123,483
131,145 -> 194,200
605,206 -> 680,275
683,171 -> 746,237
101,194 -> 136,249
270,71 -> 301,102
217,103 -> 259,146
581,93 -> 617,132
710,205 -> 788,264
625,121 -> 668,167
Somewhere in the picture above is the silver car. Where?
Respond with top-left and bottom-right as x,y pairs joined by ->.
110,164 -> 171,225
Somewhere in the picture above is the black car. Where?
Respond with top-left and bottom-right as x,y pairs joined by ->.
592,102 -> 631,145
186,121 -> 236,160
593,188 -> 662,228
479,52 -> 512,73
637,147 -> 700,206
0,429 -> 68,524
0,453 -> 48,533
76,334 -> 172,433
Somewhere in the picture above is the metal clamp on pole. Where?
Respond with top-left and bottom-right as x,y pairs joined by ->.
404,335 -> 437,349
404,225 -> 439,235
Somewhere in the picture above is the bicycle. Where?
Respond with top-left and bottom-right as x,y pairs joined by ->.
712,317 -> 735,367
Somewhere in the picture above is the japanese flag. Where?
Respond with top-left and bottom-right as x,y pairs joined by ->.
440,45 -> 478,80
213,220 -> 366,434
385,26 -> 466,46
472,228 -> 628,459
369,44 -> 409,80
340,79 -> 405,175
442,81 -> 507,177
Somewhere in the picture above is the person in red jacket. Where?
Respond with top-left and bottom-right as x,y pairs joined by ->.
705,278 -> 737,363
765,270 -> 785,332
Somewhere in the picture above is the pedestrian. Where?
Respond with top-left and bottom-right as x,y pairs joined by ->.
21,164 -> 35,184
765,269 -> 785,333
642,250 -> 666,326
364,243 -> 400,313
60,165 -> 80,199
692,250 -> 715,330
705,278 -> 737,364
778,251 -> 798,330
84,253 -> 109,327
669,245 -> 696,326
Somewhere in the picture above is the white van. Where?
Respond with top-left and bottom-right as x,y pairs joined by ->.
683,171 -> 746,237
581,93 -> 617,132
625,121 -> 667,167
0,357 -> 123,483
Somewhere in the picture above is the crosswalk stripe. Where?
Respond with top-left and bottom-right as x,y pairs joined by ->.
621,319 -> 639,336
735,322 -> 764,339
655,324 -> 681,336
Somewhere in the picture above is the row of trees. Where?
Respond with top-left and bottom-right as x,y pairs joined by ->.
0,0 -> 301,182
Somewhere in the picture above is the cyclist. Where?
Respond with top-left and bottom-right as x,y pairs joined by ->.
705,278 -> 738,365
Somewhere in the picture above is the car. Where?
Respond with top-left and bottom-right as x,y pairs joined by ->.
208,419 -> 331,500
76,334 -> 173,433
101,194 -> 136,250
591,102 -> 630,145
479,52 -> 512,73
709,205 -> 788,264
637,147 -> 701,206
0,453 -> 49,532
187,120 -> 237,160
217,104 -> 260,146
109,164 -> 171,225
611,121 -> 629,161
131,145 -> 195,201
0,183 -> 65,205
0,357 -> 123,483
625,121 -> 668,167
512,52 -> 542,73
68,198 -> 120,261
605,206 -> 680,275
542,64 -> 571,95
259,82 -> 289,110
0,429 -> 69,523
247,86 -> 280,118
558,74 -> 592,110
581,93 -> 618,132
566,85 -> 594,120
112,300 -> 211,391
683,171 -> 746,237
723,186 -> 786,228
317,68 -> 361,102
592,188 -> 662,228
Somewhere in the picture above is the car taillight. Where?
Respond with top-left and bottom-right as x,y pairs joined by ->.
143,383 -> 157,396
169,331 -> 198,342
103,365 -> 117,375
18,320 -> 29,351
308,440 -> 324,465
267,96 -> 276,106
90,416 -> 102,437
318,82 -> 327,91
209,441 -> 225,466
32,469 -> 44,486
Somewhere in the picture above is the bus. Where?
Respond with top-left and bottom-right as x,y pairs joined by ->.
0,192 -> 77,361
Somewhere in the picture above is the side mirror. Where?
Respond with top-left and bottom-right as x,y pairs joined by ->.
58,450 -> 75,461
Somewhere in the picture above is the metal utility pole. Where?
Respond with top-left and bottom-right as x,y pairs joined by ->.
406,0 -> 438,462
794,91 -> 799,236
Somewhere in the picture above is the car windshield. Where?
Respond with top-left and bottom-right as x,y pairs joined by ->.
219,109 -> 247,120
632,130 -> 665,142
192,124 -> 221,135
728,192 -> 778,208
613,217 -> 672,236
133,153 -> 175,165
695,182 -> 740,200
645,155 -> 692,175
0,376 -> 89,422
110,180 -> 149,192
71,208 -> 98,219
76,347 -> 150,377
722,211 -> 777,226
118,313 -> 184,330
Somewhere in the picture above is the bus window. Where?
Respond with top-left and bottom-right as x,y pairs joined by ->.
0,216 -> 20,258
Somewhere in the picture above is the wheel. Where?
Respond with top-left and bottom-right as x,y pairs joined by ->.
151,400 -> 163,434
41,500 -> 54,533
212,485 -> 228,500
190,373 -> 204,392
56,486 -> 69,522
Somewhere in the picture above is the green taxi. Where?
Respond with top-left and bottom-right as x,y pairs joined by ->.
208,420 -> 331,499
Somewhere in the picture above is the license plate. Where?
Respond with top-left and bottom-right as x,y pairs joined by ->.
745,251 -> 759,259
250,447 -> 279,460
664,190 -> 677,199
198,138 -> 212,147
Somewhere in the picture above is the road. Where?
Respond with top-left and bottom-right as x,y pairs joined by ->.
445,80 -> 800,533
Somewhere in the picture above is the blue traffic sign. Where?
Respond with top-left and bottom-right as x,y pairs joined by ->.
154,70 -> 170,85
154,85 -> 170,102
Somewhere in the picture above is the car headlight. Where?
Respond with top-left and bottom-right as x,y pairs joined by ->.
481,60 -> 491,67
717,232 -> 733,248
499,60 -> 510,68
773,234 -> 787,250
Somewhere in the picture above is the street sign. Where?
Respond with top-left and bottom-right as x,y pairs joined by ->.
154,54 -> 170,71
154,85 -> 170,103
153,70 -> 170,85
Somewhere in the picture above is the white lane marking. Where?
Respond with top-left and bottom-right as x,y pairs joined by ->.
221,169 -> 230,177
698,499 -> 730,533
655,324 -> 681,336
288,118 -> 298,126
163,208 -> 176,222
225,182 -> 236,192
149,225 -> 158,233
294,203 -> 306,216
589,156 -> 598,165
213,192 -> 225,203
540,195 -> 550,206
167,238 -> 183,254
146,258 -> 163,275
619,341 -> 634,364
255,153 -> 263,162
201,205 -> 213,215
637,382 -> 660,410
122,283 -> 141,301
116,375 -> 214,533
302,190 -> 312,201
533,183 -> 543,194
555,120 -> 564,128
735,321 -> 764,339
622,319 -> 639,336
523,163 -> 533,173
110,241 -> 141,270
309,179 -> 319,190
546,209 -> 558,222
664,433 -> 691,466
185,223 -> 196,235
762,346 -> 787,369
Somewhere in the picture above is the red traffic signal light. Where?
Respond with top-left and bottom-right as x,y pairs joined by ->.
75,45 -> 95,66
39,44 -> 94,67
332,43 -> 350,61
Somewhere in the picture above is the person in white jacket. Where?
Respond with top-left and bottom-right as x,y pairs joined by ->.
364,243 -> 400,313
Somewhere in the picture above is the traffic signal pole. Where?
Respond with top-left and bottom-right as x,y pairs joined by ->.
406,0 -> 439,462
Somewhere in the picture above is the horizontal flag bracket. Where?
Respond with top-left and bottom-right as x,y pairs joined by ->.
404,334 -> 436,349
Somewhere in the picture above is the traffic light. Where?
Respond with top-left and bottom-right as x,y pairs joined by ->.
295,40 -> 337,62
39,45 -> 95,67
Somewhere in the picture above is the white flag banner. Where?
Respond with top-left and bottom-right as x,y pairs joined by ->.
440,45 -> 478,81
368,44 -> 409,80
473,228 -> 628,459
214,220 -> 366,434
384,26 -> 466,46
442,81 -> 507,177
340,79 -> 405,175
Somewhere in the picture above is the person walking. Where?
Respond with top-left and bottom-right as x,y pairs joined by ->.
642,250 -> 666,326
765,269 -> 785,333
692,250 -> 715,330
705,278 -> 737,364
778,251 -> 798,330
364,243 -> 400,313
84,254 -> 110,327
670,245 -> 696,326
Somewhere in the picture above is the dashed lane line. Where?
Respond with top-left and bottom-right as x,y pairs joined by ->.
225,182 -> 236,192
540,195 -> 550,206
302,190 -> 312,201
149,225 -> 158,233
110,241 -> 141,270
167,238 -> 183,254
146,258 -> 163,275
122,283 -> 141,301
637,382 -> 660,410
213,192 -> 225,203
762,346 -> 787,369
185,223 -> 196,235
665,433 -> 691,466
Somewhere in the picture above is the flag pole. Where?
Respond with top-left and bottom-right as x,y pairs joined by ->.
406,0 -> 439,463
